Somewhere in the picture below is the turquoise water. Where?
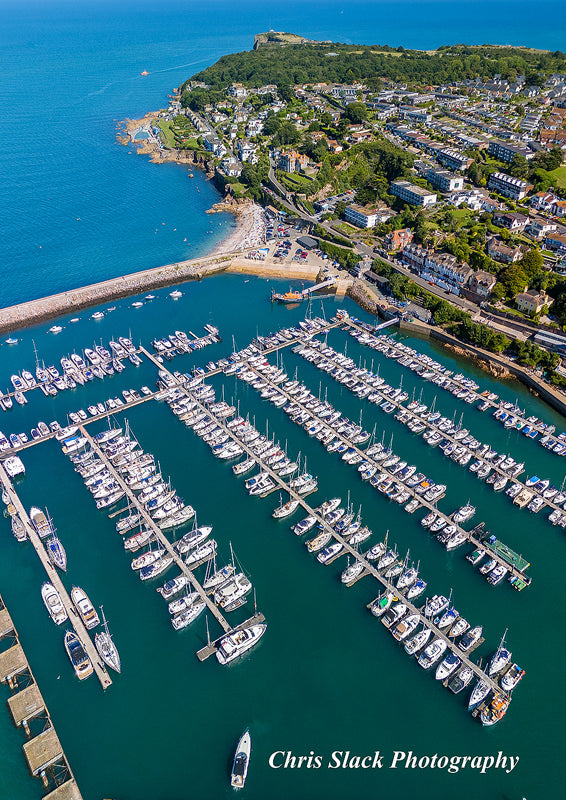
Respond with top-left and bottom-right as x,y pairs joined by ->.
0,275 -> 564,800
2,1 -> 566,798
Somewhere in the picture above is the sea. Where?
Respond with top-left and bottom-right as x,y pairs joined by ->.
1,2 -> 566,799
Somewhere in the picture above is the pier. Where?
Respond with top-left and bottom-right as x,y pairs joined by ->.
152,359 -> 506,698
240,357 -> 530,583
0,592 -> 83,800
0,464 -> 112,690
79,426 -> 234,636
348,318 -> 565,450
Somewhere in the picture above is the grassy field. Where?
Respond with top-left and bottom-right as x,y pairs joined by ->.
156,119 -> 177,148
549,165 -> 566,188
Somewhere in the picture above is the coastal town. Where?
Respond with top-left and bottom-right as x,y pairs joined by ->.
4,20 -> 566,800
126,35 -> 566,399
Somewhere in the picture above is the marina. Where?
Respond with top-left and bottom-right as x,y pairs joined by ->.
0,281 -> 559,799
148,348 -> 518,712
0,464 -> 112,690
236,351 -> 531,586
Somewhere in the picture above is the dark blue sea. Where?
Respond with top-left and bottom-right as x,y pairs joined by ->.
1,4 -> 566,800
1,0 -> 566,308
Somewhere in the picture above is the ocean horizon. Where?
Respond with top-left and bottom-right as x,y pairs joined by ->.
1,0 -> 566,309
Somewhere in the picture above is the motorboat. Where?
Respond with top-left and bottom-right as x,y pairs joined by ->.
216,624 -> 267,665
435,652 -> 461,681
231,729 -> 252,790
64,630 -> 93,680
41,583 -> 67,625
418,638 -> 447,669
458,625 -> 483,652
423,594 -> 449,618
447,666 -> 474,694
71,586 -> 100,629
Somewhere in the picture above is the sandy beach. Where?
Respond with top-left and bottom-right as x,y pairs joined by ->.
211,202 -> 268,256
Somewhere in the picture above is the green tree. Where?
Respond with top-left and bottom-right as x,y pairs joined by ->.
344,102 -> 368,124
518,249 -> 543,280
509,153 -> 529,179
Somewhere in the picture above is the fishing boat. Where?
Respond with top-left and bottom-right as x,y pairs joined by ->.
480,694 -> 511,726
216,624 -> 267,665
500,663 -> 525,692
41,583 -> 68,625
64,630 -> 93,680
231,729 -> 252,789
71,587 -> 100,629
95,607 -> 121,673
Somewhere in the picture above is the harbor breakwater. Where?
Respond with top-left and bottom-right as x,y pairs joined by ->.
0,252 -> 240,335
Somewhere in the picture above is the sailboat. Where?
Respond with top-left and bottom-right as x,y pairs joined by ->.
95,606 -> 121,673
46,530 -> 67,571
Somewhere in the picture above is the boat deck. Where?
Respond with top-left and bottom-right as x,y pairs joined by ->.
0,643 -> 28,683
42,780 -> 83,800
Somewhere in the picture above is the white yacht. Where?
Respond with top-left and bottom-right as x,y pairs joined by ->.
41,583 -> 68,625
231,729 -> 251,790
95,608 -> 121,673
216,624 -> 266,665
71,586 -> 100,629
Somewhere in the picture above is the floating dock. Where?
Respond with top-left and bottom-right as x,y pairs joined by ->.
241,357 -> 529,583
153,358 -> 506,698
0,463 -> 112,690
0,592 -> 83,799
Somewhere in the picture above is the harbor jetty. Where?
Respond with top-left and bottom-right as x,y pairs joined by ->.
0,464 -> 113,690
0,252 -> 239,335
152,359 -> 506,701
0,592 -> 83,800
